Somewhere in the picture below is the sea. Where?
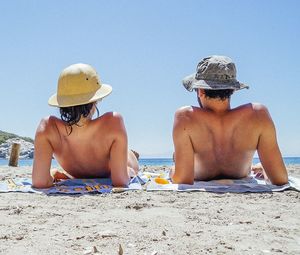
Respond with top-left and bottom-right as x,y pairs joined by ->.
0,157 -> 300,167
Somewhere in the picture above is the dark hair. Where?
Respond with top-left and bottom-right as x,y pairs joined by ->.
203,89 -> 234,101
60,102 -> 99,134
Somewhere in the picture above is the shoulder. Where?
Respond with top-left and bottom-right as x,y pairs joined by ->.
173,106 -> 200,131
251,103 -> 269,112
94,112 -> 126,133
174,106 -> 197,119
251,103 -> 272,121
234,103 -> 267,112
35,116 -> 61,141
174,105 -> 205,124
240,103 -> 274,129
235,103 -> 271,118
36,116 -> 60,133
97,112 -> 125,125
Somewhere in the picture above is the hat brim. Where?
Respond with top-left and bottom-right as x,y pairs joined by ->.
183,73 -> 249,92
48,84 -> 112,107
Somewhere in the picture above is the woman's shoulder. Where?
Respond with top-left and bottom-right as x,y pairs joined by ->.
94,111 -> 124,123
93,112 -> 126,133
36,116 -> 63,133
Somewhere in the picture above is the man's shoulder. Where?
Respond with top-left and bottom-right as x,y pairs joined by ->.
235,103 -> 269,114
249,103 -> 271,118
175,105 -> 201,117
234,103 -> 272,125
174,106 -> 204,128
252,103 -> 273,123
251,103 -> 269,112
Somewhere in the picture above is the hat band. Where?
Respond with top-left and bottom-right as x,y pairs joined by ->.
196,73 -> 236,82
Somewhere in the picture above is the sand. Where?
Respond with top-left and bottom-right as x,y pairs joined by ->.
0,165 -> 299,255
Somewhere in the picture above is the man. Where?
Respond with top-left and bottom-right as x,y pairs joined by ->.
32,63 -> 138,188
172,55 -> 288,185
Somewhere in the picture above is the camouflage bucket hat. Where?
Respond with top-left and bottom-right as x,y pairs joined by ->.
182,55 -> 249,92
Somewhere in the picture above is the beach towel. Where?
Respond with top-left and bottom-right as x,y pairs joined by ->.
0,171 -> 299,194
141,171 -> 300,193
0,177 -> 142,195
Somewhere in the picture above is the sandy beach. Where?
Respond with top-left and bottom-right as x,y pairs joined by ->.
0,165 -> 299,255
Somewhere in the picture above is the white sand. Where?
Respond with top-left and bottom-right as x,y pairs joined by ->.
0,165 -> 299,255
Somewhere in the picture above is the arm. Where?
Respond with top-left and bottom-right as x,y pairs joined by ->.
256,105 -> 288,185
32,118 -> 54,188
172,108 -> 194,184
109,113 -> 130,187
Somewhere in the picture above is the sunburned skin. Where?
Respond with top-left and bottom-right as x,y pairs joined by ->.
172,89 -> 288,185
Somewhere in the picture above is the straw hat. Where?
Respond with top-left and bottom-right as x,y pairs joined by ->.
48,63 -> 112,107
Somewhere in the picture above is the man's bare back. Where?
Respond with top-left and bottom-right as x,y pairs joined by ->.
173,55 -> 288,185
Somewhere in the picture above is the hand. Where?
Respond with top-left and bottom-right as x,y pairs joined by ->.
127,167 -> 136,178
50,168 -> 70,181
251,163 -> 269,181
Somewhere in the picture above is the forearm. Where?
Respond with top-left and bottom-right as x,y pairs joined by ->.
111,165 -> 130,187
32,170 -> 54,188
265,163 -> 288,185
259,148 -> 288,185
172,170 -> 194,184
32,123 -> 55,188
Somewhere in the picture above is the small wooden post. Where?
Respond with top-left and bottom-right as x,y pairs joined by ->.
9,142 -> 21,167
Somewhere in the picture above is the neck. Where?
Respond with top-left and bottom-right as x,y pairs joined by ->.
202,98 -> 231,114
75,116 -> 92,127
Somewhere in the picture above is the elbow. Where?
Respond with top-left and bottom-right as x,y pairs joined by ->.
112,180 -> 129,188
172,173 -> 194,185
270,173 -> 289,186
271,177 -> 288,186
32,179 -> 53,189
112,176 -> 130,187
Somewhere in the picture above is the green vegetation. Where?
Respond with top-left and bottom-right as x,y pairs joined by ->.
0,130 -> 33,145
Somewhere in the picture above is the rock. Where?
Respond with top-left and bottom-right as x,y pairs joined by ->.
0,138 -> 34,159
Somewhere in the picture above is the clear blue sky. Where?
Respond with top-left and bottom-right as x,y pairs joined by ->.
0,0 -> 299,157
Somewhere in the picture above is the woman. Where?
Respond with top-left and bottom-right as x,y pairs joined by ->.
32,63 -> 138,188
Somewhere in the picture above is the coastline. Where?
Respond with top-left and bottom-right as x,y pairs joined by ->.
0,165 -> 299,254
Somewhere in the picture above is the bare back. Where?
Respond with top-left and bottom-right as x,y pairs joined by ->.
190,104 -> 260,179
50,115 -> 117,177
173,103 -> 288,185
32,112 -> 132,188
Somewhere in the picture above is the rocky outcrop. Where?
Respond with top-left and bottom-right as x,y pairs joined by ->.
0,138 -> 34,159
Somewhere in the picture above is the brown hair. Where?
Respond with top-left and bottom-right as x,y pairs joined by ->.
203,89 -> 234,100
59,102 -> 99,134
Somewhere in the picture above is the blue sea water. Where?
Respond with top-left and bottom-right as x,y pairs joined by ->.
0,157 -> 300,167
139,157 -> 300,166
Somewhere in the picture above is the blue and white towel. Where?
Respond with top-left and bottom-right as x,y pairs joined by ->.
0,177 -> 142,195
140,171 -> 300,193
0,171 -> 299,194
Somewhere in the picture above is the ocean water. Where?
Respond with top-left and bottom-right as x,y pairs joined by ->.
0,157 -> 300,167
139,157 -> 300,166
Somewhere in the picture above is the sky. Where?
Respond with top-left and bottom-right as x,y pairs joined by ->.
0,0 -> 299,157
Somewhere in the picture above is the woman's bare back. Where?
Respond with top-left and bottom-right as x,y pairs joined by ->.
32,112 -> 136,188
